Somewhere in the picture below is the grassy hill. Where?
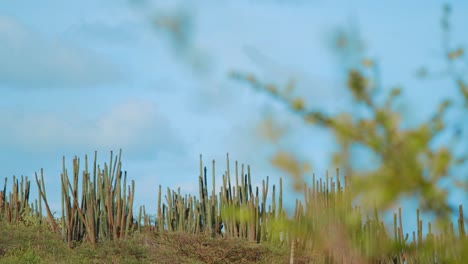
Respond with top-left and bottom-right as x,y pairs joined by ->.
0,151 -> 466,263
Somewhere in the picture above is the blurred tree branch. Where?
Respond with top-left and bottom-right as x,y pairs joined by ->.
231,4 -> 467,221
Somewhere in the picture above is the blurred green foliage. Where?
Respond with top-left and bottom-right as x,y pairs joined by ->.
230,4 -> 467,223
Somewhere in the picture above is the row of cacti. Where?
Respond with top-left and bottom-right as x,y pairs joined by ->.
0,151 -> 467,262
0,175 -> 40,225
143,154 -> 283,243
34,150 -> 135,247
290,170 -> 468,263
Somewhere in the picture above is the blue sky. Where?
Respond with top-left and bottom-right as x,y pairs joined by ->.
1,0 -> 467,233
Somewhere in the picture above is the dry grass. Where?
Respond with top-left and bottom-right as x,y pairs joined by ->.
139,232 -> 288,264
0,223 -> 292,264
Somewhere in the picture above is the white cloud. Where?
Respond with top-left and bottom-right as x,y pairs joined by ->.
0,100 -> 184,159
0,15 -> 121,88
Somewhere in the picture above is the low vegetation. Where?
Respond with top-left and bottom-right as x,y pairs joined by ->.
0,151 -> 466,263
